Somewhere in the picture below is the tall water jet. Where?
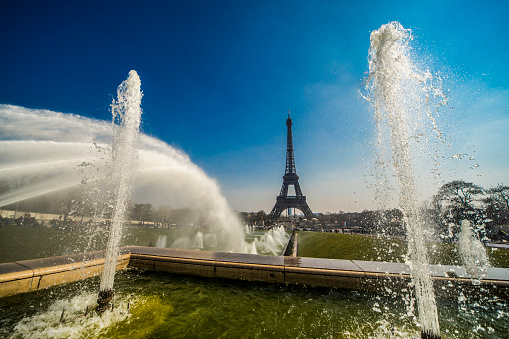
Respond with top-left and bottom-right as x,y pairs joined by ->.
97,70 -> 142,310
364,22 -> 441,338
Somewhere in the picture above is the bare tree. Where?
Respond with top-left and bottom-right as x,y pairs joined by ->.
488,184 -> 509,211
130,204 -> 153,227
432,180 -> 484,240
484,184 -> 509,226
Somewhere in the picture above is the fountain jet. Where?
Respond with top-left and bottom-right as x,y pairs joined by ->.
365,22 -> 442,338
97,70 -> 142,310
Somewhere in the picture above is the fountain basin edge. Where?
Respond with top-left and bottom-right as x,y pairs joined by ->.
1,246 -> 508,299
0,249 -> 130,298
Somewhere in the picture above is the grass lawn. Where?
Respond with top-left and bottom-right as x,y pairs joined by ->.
0,225 -> 179,263
297,232 -> 509,268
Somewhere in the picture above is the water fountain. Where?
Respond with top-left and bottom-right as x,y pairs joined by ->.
254,226 -> 289,255
0,98 -> 251,256
360,20 -> 504,338
192,231 -> 204,249
0,70 -> 261,314
364,22 -> 442,338
155,235 -> 167,248
97,70 -> 142,311
458,220 -> 490,283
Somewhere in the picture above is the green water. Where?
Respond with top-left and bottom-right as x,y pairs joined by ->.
1,270 -> 508,338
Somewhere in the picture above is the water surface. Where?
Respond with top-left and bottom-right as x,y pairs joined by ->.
2,270 -> 508,338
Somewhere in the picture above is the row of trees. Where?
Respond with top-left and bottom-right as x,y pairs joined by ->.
240,208 -> 406,235
1,188 -> 214,228
243,181 -> 508,242
3,177 -> 507,240
128,204 -> 212,227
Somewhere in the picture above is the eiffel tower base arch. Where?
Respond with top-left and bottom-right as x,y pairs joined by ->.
269,196 -> 314,221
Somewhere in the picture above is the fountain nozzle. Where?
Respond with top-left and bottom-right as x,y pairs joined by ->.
421,330 -> 441,339
96,289 -> 114,312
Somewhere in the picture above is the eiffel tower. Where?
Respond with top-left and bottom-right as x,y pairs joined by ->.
269,111 -> 314,220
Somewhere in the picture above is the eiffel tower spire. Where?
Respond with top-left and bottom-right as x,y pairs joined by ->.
269,111 -> 314,220
285,110 -> 296,175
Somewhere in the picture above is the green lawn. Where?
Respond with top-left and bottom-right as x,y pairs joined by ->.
0,225 -> 178,263
297,232 -> 509,268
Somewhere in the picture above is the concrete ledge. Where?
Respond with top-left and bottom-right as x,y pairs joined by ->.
0,263 -> 34,283
1,246 -> 509,298
216,252 -> 285,282
126,247 -> 509,297
0,251 -> 130,298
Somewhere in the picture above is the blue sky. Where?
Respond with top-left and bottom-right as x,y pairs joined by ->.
1,0 -> 508,213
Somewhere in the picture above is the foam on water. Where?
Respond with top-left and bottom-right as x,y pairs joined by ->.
12,292 -> 134,338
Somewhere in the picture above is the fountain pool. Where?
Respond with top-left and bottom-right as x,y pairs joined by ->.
1,270 -> 507,338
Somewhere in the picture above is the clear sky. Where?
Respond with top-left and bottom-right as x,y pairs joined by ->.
1,0 -> 508,213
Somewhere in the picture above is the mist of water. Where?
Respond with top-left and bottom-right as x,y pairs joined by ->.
155,235 -> 168,248
364,22 -> 442,337
0,101 -> 250,256
254,226 -> 289,255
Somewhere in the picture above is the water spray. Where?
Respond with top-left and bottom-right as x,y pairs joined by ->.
97,70 -> 142,311
365,22 -> 442,338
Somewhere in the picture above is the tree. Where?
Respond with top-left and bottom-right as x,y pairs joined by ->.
153,205 -> 173,227
432,180 -> 484,240
256,210 -> 267,221
484,184 -> 509,226
489,184 -> 509,211
131,204 -> 153,227
240,210 -> 267,226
